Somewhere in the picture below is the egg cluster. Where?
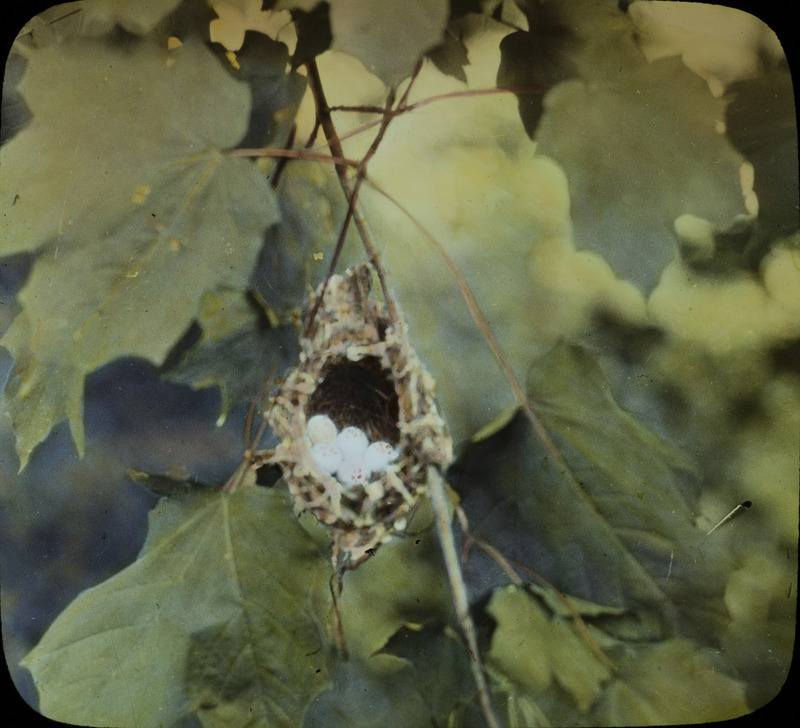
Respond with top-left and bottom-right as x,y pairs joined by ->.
306,414 -> 399,486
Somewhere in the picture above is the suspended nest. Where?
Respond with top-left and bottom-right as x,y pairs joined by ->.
267,264 -> 452,569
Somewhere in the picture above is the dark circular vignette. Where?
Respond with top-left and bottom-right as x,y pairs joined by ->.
0,2 -> 797,727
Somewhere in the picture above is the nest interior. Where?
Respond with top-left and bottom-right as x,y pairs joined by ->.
267,264 -> 453,568
306,356 -> 400,443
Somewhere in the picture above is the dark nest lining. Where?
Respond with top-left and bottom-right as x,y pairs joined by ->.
307,356 -> 400,443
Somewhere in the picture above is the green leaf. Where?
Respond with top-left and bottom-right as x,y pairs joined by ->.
250,159 -> 364,318
528,0 -> 746,291
451,343 -> 734,642
485,587 -> 750,725
290,2 -> 333,70
303,658 -> 432,728
21,486 -> 333,728
1,32 -> 279,467
426,30 -> 470,84
278,0 -> 449,86
329,0 -> 449,87
496,0 -> 581,137
595,639 -> 749,725
486,586 -> 612,716
79,0 -> 186,36
163,289 -> 299,422
378,623 -> 477,723
726,69 -> 799,242
1,32 -> 254,256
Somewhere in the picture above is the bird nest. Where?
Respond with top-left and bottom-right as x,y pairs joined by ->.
267,264 -> 452,569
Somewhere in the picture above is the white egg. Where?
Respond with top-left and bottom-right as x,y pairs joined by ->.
363,441 -> 399,473
336,457 -> 368,486
310,442 -> 343,474
336,426 -> 369,458
306,414 -> 338,445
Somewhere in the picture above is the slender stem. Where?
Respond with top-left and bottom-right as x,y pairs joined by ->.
455,507 -> 612,668
228,146 -> 360,169
428,468 -> 502,728
324,85 -> 545,149
270,124 -> 296,188
404,84 -> 548,113
303,60 -> 400,328
329,104 -> 388,114
329,572 -> 349,659
364,175 -> 593,508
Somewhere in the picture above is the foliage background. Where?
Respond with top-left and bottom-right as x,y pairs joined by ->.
0,0 -> 798,726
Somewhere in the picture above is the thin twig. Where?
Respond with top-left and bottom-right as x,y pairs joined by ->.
404,84 -> 548,113
428,468 -> 502,728
364,175 -> 593,507
329,572 -> 349,660
303,60 -> 400,328
329,104 -> 388,114
228,146 -> 360,169
221,416 -> 269,493
455,507 -> 612,668
270,125 -> 297,188
222,371 -> 276,493
328,84 -> 546,148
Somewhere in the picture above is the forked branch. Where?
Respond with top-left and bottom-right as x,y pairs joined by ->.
303,60 -> 401,328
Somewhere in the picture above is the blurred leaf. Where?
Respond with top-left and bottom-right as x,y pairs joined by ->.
291,1 -> 333,69
163,289 -> 299,421
11,4 -> 86,52
303,658 -> 433,728
208,0 -> 273,52
379,623 -> 477,722
451,343 -> 734,642
485,587 -> 750,725
538,64 -> 745,292
486,585 -> 612,715
278,0 -> 449,86
222,29 -> 308,149
531,2 -> 746,291
427,29 -> 470,84
126,466 -> 199,496
250,160 -> 363,318
726,69 -> 799,239
0,33 -> 279,468
496,0 -> 580,137
365,106 -> 573,444
449,0 -> 484,19
328,0 -> 449,87
21,486 -> 333,727
595,639 -> 749,724
79,0 -> 185,36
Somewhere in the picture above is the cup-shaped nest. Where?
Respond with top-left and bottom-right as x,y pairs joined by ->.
267,264 -> 452,569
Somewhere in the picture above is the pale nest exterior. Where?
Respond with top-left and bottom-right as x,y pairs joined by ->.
267,264 -> 452,569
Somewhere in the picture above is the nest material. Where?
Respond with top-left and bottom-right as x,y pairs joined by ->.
267,264 -> 452,569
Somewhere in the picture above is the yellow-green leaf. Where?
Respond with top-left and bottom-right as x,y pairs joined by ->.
1,32 -> 279,468
21,486 -> 333,728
